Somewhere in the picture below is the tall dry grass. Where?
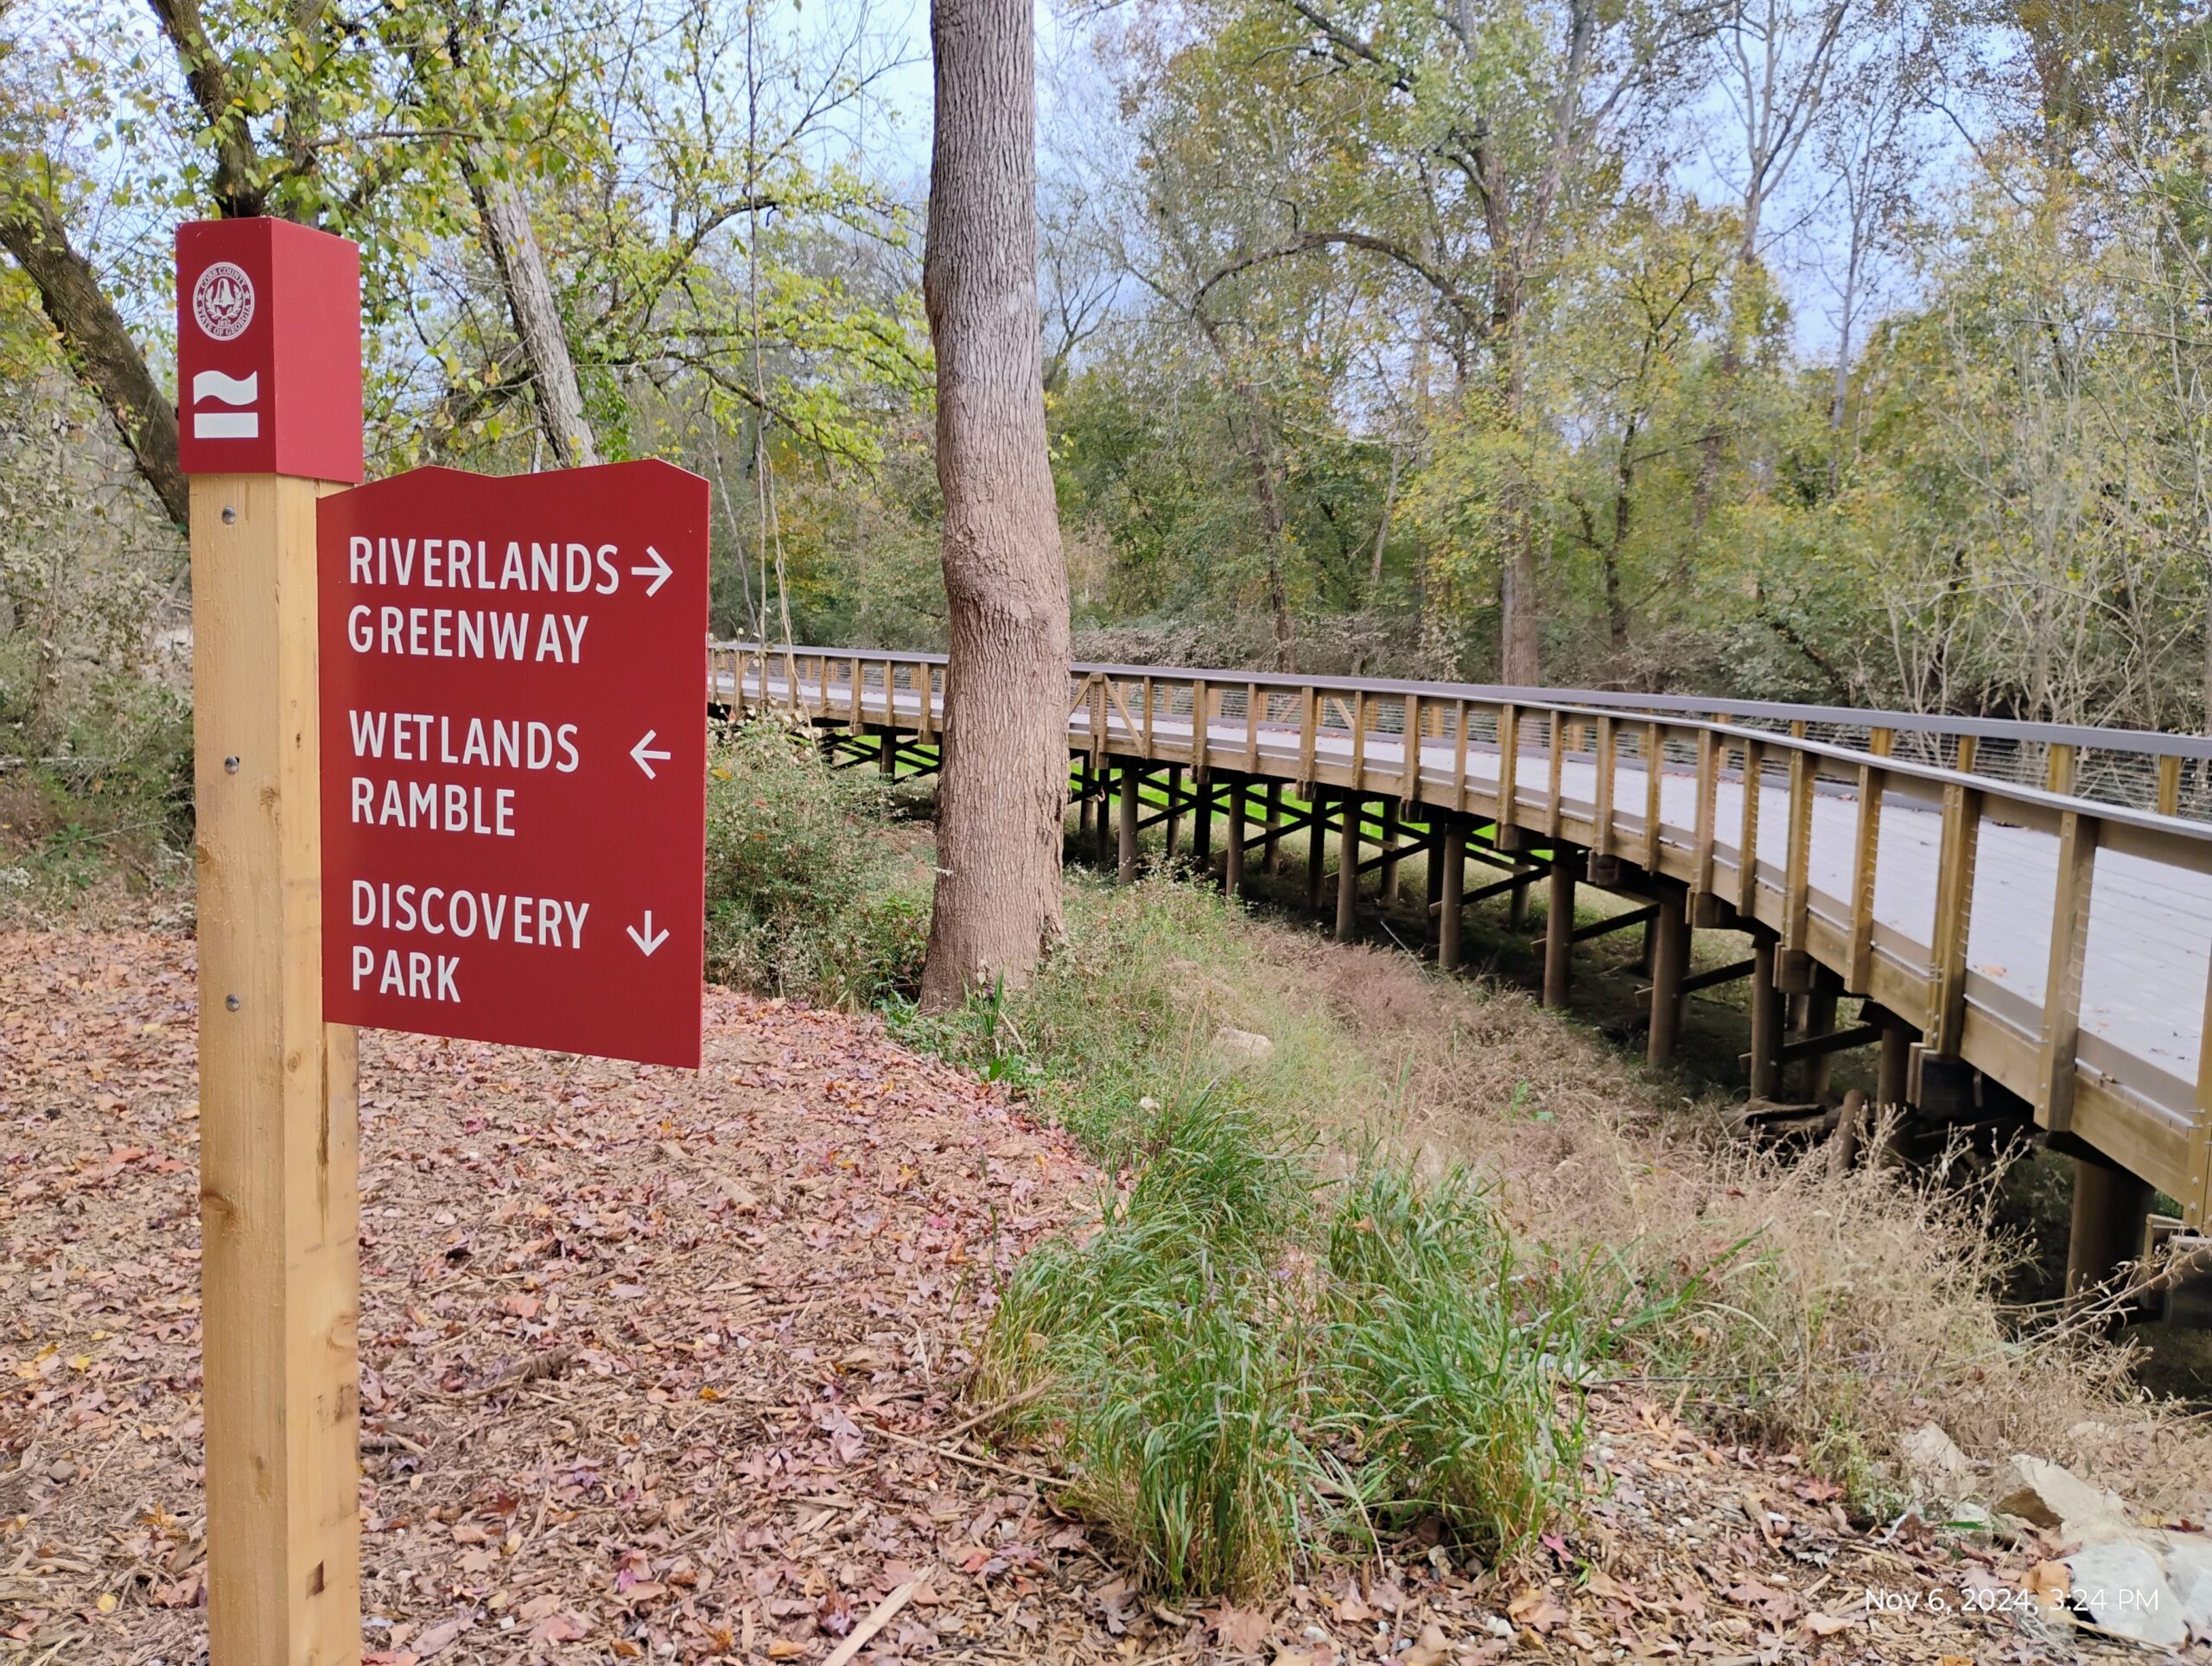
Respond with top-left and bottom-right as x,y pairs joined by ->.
1245,927 -> 2212,1517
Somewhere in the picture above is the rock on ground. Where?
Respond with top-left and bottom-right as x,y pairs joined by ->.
2065,1540 -> 2189,1647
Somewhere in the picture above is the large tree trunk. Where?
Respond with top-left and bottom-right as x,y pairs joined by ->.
1605,417 -> 1637,669
917,0 -> 1071,1011
462,148 -> 600,469
1495,277 -> 1541,684
1236,405 -> 1297,671
0,185 -> 188,525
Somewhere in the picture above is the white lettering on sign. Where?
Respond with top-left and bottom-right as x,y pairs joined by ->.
352,946 -> 461,1002
350,777 -> 518,837
348,710 -> 581,772
347,536 -> 621,595
344,606 -> 590,663
351,880 -> 589,945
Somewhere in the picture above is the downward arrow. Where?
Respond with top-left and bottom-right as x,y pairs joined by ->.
627,912 -> 670,957
631,545 -> 672,596
631,730 -> 672,778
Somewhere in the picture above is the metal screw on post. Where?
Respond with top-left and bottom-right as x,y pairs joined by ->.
221,506 -> 237,525
225,995 -> 240,1011
224,756 -> 239,773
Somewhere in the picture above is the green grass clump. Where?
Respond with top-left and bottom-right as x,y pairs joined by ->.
977,1081 -> 1321,1599
1321,1154 -> 1603,1557
976,1078 -> 1619,1600
703,715 -> 926,1004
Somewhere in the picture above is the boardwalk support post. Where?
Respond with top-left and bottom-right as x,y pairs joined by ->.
1440,821 -> 1465,971
1646,885 -> 1691,1065
1306,793 -> 1327,912
1094,763 -> 1114,869
1223,777 -> 1245,895
1379,798 -> 1402,910
1336,795 -> 1363,942
1425,826 -> 1446,938
1117,764 -> 1138,884
1802,964 -> 1843,1100
2066,1157 -> 2153,1308
1542,854 -> 1576,1008
1876,1016 -> 1911,1113
1264,781 -> 1284,874
1748,932 -> 1783,1099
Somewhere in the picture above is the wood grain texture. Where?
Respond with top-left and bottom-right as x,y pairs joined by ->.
192,474 -> 359,1666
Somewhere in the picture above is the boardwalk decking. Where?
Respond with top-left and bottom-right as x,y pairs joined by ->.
709,645 -> 2212,1241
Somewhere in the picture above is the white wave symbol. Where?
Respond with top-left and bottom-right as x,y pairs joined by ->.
191,370 -> 259,405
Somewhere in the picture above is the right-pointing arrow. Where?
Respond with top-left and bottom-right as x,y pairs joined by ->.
630,545 -> 672,597
626,911 -> 670,957
631,730 -> 672,779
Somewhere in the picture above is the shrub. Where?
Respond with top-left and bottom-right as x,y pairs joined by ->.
0,674 -> 193,906
702,715 -> 925,1004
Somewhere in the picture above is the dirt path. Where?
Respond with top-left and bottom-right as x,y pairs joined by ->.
2,924 -> 2193,1663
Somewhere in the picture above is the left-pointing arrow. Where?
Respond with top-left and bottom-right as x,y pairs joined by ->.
626,912 -> 670,957
631,730 -> 672,779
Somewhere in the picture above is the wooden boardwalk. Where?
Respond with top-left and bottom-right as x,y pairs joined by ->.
709,645 -> 2212,1272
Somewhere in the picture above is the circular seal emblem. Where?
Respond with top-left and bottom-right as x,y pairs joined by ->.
192,261 -> 255,341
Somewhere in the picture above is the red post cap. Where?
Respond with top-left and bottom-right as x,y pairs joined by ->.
177,218 -> 363,482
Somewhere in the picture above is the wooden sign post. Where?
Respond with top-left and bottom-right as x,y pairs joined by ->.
181,219 -> 367,1666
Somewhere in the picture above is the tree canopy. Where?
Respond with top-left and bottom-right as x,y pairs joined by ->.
9,0 -> 2212,732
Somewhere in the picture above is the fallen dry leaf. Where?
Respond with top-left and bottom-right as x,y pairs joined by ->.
1508,1588 -> 1569,1633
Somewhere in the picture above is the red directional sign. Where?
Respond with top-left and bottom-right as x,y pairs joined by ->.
319,461 -> 709,1066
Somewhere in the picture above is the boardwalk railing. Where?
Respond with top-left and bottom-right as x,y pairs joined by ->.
707,642 -> 2212,1237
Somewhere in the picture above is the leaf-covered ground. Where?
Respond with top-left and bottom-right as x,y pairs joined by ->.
1,921 -> 2191,1663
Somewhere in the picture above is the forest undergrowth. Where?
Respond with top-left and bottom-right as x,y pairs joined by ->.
699,718 -> 2212,1601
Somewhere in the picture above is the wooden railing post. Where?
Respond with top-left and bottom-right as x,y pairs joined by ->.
2190,974 -> 2212,1228
1497,703 -> 1520,829
2047,741 -> 2077,798
1642,722 -> 1664,869
1452,699 -> 1471,811
1736,738 -> 1763,913
1402,692 -> 1422,805
1846,761 -> 1885,994
1781,725 -> 1814,976
1296,686 -> 1319,797
2036,809 -> 2098,1132
1691,727 -> 1717,901
1593,715 -> 1616,859
1191,677 -> 1211,778
1548,709 -> 1567,838
1927,780 -> 1982,1058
